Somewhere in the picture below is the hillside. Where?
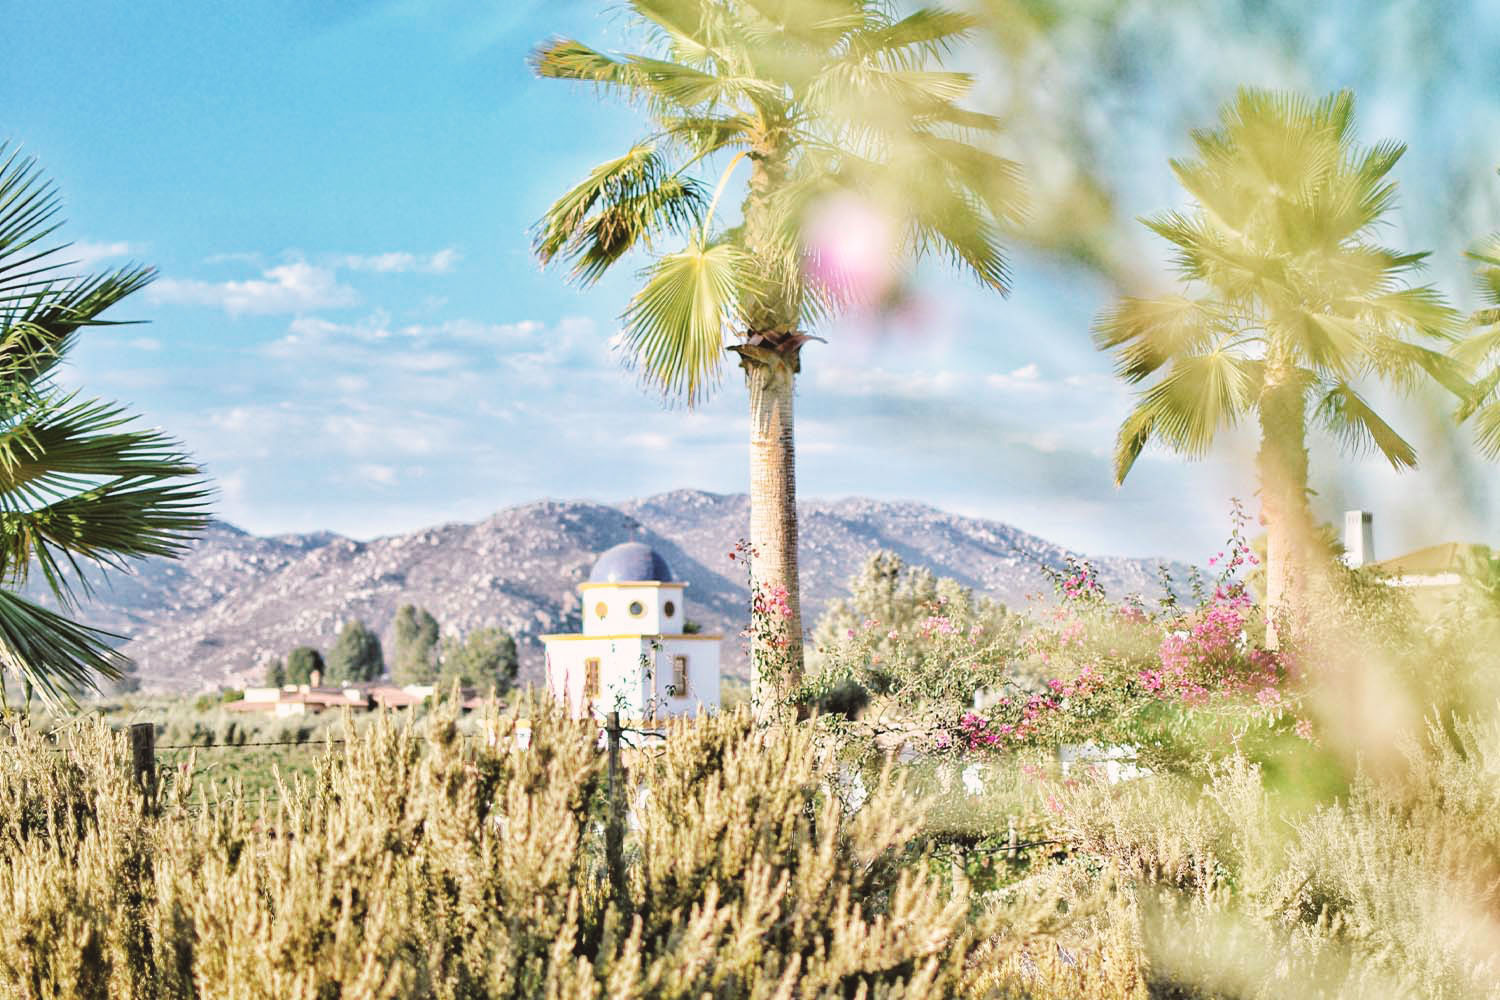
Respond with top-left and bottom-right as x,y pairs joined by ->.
22,491 -> 1190,691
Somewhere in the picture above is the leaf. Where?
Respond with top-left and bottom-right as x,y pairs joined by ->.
533,143 -> 707,286
1132,351 -> 1262,460
0,587 -> 127,704
1315,381 -> 1418,469
620,241 -> 751,406
1093,296 -> 1224,383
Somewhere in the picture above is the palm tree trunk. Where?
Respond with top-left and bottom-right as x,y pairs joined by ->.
736,147 -> 806,719
1257,364 -> 1315,646
742,349 -> 804,719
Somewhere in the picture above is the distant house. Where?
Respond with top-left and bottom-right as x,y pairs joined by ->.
1343,509 -> 1486,613
231,678 -> 496,716
541,541 -> 721,725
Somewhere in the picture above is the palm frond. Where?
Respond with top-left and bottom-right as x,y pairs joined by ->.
1112,402 -> 1157,485
533,144 -> 707,286
1364,337 -> 1470,398
619,240 -> 752,406
911,184 -> 1009,292
1315,381 -> 1418,469
0,587 -> 126,704
628,0 -> 717,63
0,266 -> 155,384
1093,296 -> 1225,383
0,144 -> 69,303
0,147 -> 206,702
530,38 -> 655,97
2,474 -> 212,606
843,7 -> 976,69
1466,394 -> 1500,459
1133,351 -> 1262,460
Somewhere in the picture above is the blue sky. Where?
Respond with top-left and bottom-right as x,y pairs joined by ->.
4,1 -> 1499,562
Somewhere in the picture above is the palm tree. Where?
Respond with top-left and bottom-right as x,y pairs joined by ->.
1456,228 -> 1500,457
0,145 -> 210,708
531,0 -> 1021,712
1096,89 -> 1462,639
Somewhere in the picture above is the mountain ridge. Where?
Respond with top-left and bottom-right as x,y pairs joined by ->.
22,490 -> 1191,692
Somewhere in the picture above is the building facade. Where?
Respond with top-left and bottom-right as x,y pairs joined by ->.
542,542 -> 722,723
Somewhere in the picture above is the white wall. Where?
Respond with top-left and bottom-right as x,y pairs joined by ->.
544,634 -> 722,721
648,638 -> 722,716
581,583 -> 686,636
544,636 -> 649,719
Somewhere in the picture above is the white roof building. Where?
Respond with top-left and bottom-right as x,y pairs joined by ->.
542,542 -> 722,724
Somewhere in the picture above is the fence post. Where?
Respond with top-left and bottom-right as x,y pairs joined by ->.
1007,816 -> 1018,860
130,722 -> 157,814
604,712 -> 628,908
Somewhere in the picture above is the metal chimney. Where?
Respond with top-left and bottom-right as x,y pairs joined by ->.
1343,510 -> 1374,567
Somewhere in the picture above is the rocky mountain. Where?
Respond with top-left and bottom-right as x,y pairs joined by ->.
22,491 -> 1191,692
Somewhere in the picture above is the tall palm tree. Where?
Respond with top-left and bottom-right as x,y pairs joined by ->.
0,145 -> 210,708
1096,89 -> 1462,639
531,0 -> 1021,712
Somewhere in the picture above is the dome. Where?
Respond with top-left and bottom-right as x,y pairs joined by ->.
588,542 -> 674,583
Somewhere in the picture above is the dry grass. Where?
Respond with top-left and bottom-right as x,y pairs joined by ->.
4,646 -> 1500,998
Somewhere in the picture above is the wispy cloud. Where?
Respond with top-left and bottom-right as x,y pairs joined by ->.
986,363 -> 1045,391
66,240 -> 142,269
337,248 -> 460,274
355,463 -> 399,486
149,261 -> 359,315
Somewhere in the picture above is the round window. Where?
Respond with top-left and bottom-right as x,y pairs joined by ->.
594,601 -> 608,619
628,600 -> 644,616
664,600 -> 676,618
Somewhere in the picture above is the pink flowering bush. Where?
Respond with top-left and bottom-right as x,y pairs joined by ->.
730,538 -> 802,716
947,503 -> 1305,766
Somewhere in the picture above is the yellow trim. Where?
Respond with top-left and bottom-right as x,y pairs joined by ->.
577,581 -> 687,591
539,633 -> 724,642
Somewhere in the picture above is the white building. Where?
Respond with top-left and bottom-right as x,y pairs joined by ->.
542,542 -> 721,724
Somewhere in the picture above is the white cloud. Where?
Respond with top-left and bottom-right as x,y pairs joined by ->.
623,432 -> 673,451
127,337 -> 162,351
402,318 -> 544,342
68,240 -> 140,268
986,363 -> 1047,392
149,261 -> 359,315
814,366 -> 966,400
322,414 -> 444,456
355,464 -> 399,486
332,374 -> 370,395
337,248 -> 461,274
204,251 -> 264,266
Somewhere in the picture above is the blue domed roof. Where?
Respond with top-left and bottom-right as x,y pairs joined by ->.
588,542 -> 674,583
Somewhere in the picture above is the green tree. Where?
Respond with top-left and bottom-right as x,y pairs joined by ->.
811,550 -> 1008,667
391,604 -> 440,684
438,626 -> 519,693
532,1 -> 1020,714
326,618 -> 384,683
285,646 -> 325,686
263,657 -> 286,687
0,145 -> 210,709
1095,89 -> 1462,638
